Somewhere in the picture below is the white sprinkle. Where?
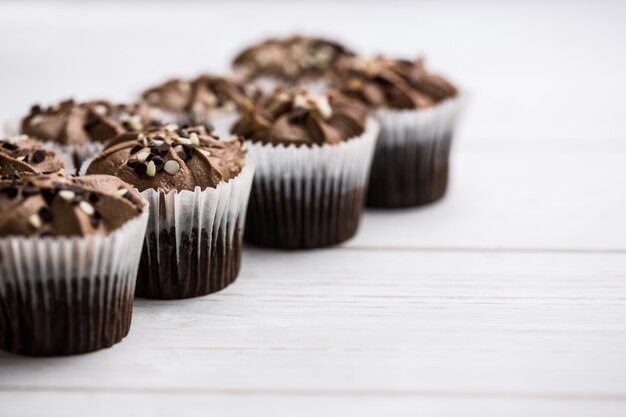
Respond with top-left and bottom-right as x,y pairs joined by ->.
127,115 -> 143,131
136,151 -> 150,162
146,160 -> 156,177
16,156 -> 26,161
312,95 -> 333,120
203,92 -> 218,108
177,137 -> 192,145
293,94 -> 310,109
164,160 -> 180,175
29,214 -> 42,229
29,115 -> 42,126
93,104 -> 108,116
165,123 -> 179,132
116,188 -> 129,197
189,132 -> 200,145
79,201 -> 95,216
174,145 -> 184,153
152,139 -> 164,146
222,101 -> 237,112
58,190 -> 75,201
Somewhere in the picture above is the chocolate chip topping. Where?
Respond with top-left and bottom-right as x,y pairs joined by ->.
0,173 -> 146,238
20,99 -> 162,146
0,135 -> 65,176
333,56 -> 458,109
233,35 -> 355,82
232,88 -> 369,146
86,125 -> 246,193
142,75 -> 262,119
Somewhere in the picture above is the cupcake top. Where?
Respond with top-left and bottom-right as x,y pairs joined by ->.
142,75 -> 262,117
86,124 -> 246,193
0,172 -> 145,238
21,99 -> 160,146
334,56 -> 458,109
0,135 -> 65,176
232,88 -> 369,147
232,35 -> 354,82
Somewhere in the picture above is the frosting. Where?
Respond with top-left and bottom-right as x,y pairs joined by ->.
0,135 -> 65,176
334,56 -> 458,109
0,172 -> 145,238
142,75 -> 262,118
233,35 -> 354,82
232,88 -> 368,146
86,124 -> 246,193
20,99 -> 161,146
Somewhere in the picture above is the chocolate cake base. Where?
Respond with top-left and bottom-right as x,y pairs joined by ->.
0,275 -> 134,356
367,133 -> 453,208
136,225 -> 243,299
244,180 -> 366,249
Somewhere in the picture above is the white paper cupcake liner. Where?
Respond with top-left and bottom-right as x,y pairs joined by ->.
367,96 -> 465,207
135,165 -> 255,299
243,117 -> 379,249
0,207 -> 149,356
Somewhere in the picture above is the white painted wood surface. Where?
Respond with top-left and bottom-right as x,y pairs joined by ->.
1,1 -> 626,416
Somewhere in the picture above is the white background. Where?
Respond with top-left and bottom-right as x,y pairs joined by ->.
1,1 -> 626,416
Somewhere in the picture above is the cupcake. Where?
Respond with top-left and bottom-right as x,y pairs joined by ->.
232,35 -> 355,92
232,88 -> 379,249
0,173 -> 149,356
335,56 -> 462,208
19,99 -> 161,171
0,134 -> 66,176
85,124 -> 254,299
141,75 -> 261,137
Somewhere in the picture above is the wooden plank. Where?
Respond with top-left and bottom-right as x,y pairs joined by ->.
1,250 -> 625,400
3,391 -> 626,417
350,152 -> 626,251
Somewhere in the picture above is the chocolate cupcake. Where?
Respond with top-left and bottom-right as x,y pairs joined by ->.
335,56 -> 462,208
85,124 -> 254,299
232,88 -> 379,249
0,173 -> 148,356
0,134 -> 65,176
18,99 -> 161,171
232,35 -> 355,92
141,75 -> 261,137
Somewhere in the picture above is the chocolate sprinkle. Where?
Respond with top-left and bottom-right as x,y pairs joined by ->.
130,145 -> 143,155
89,192 -> 101,204
134,162 -> 148,176
38,206 -> 54,223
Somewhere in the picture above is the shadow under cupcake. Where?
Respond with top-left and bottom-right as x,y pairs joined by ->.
232,88 -> 379,249
85,124 -> 254,299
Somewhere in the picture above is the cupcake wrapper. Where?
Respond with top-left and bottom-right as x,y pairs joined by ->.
136,165 -> 255,299
368,97 -> 464,208
244,118 -> 379,249
0,208 -> 149,356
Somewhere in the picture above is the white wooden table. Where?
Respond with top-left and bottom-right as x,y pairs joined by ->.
1,1 -> 626,416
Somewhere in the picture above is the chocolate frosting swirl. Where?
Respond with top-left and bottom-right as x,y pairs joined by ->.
232,35 -> 354,82
0,135 -> 65,176
232,88 -> 368,146
334,56 -> 458,109
21,99 -> 160,146
87,124 -> 246,193
142,75 -> 261,118
0,172 -> 146,238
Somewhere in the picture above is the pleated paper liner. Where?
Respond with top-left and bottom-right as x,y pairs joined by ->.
136,165 -> 255,299
0,207 -> 149,356
244,118 -> 379,249
367,97 -> 464,208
